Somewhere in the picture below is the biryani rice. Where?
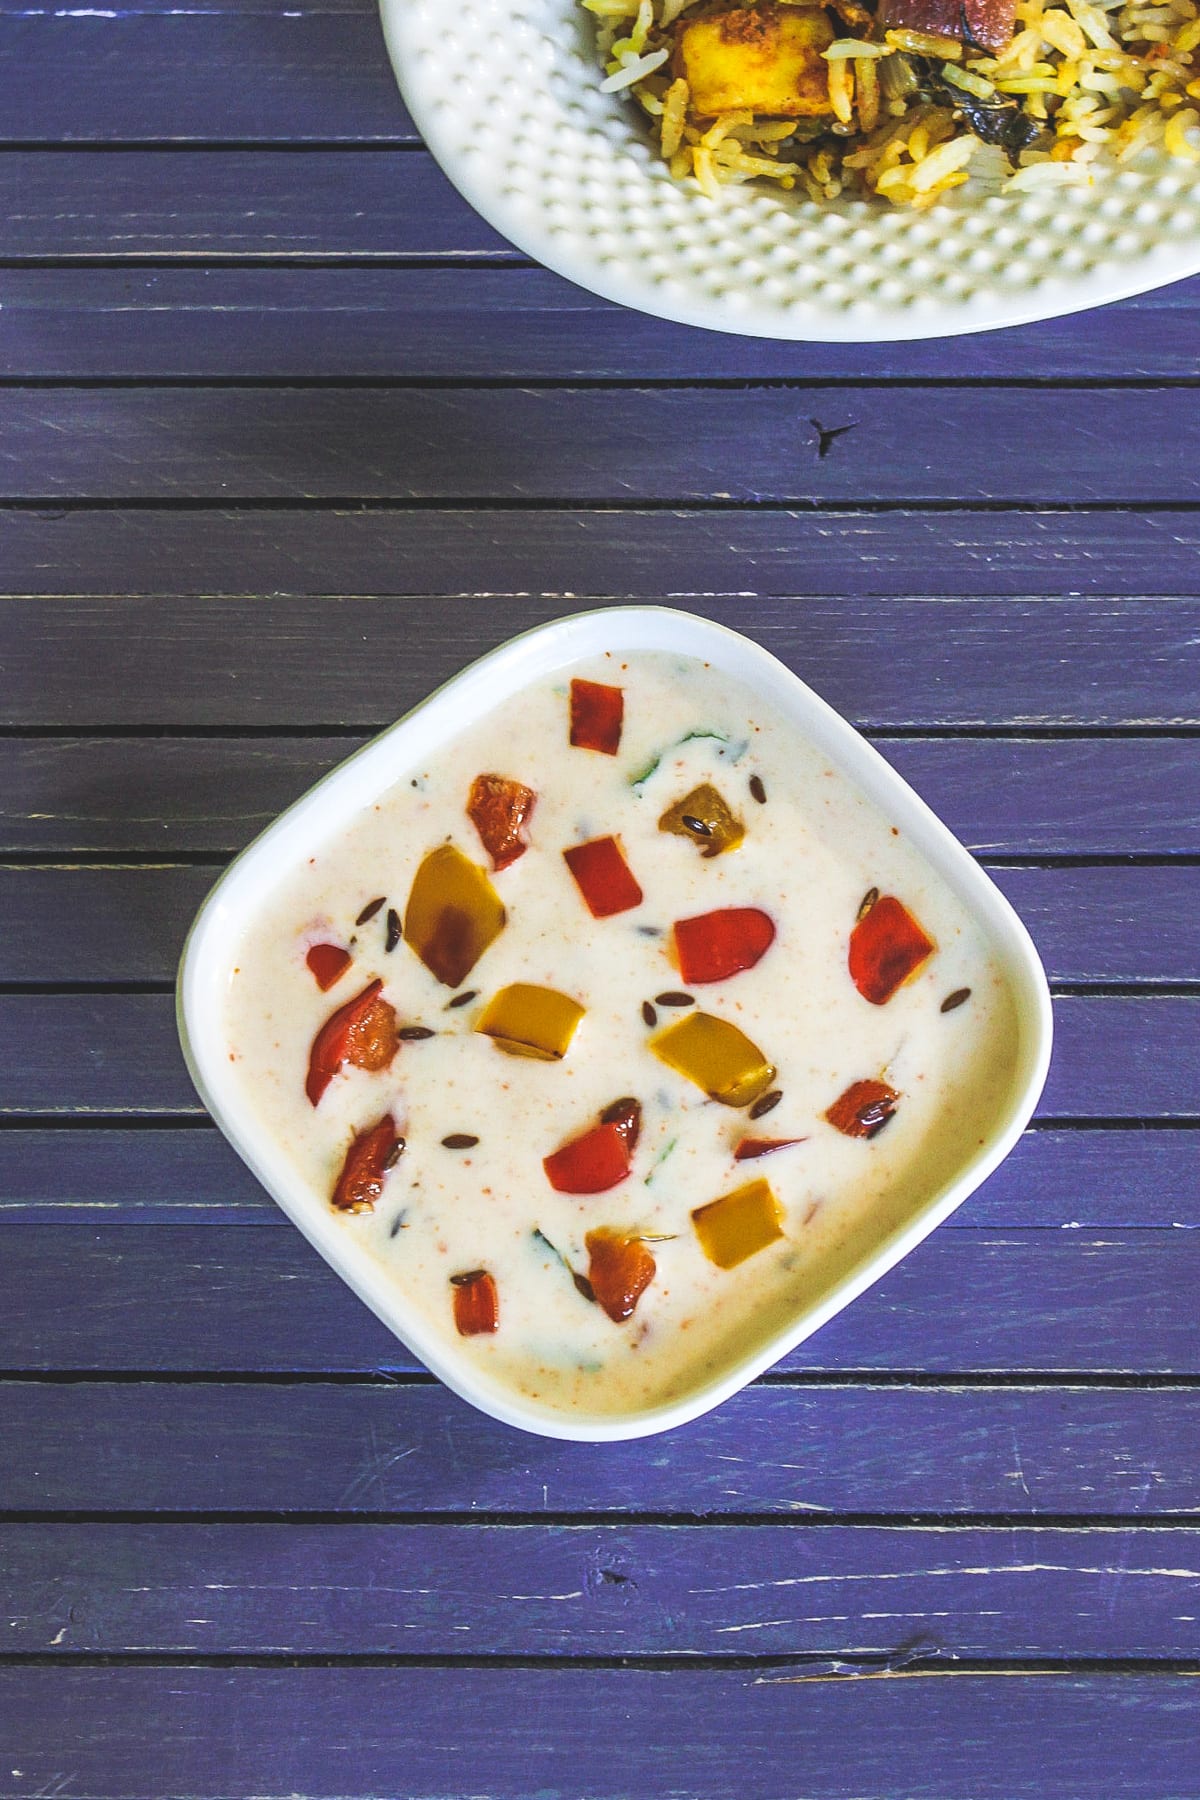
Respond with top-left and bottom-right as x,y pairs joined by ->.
582,0 -> 1200,204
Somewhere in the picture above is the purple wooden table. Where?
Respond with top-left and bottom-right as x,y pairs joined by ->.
2,2 -> 1200,1794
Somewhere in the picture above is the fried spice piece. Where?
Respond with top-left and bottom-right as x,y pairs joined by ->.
451,1269 -> 499,1336
849,893 -> 934,1005
585,1230 -> 657,1323
306,942 -> 352,991
674,907 -> 776,985
675,3 -> 835,118
332,1114 -> 403,1213
467,773 -> 536,872
306,978 -> 400,1107
404,844 -> 506,988
880,0 -> 1016,53
563,836 -> 644,918
543,1099 -> 642,1195
569,679 -> 624,756
825,1077 -> 900,1140
659,783 -> 744,858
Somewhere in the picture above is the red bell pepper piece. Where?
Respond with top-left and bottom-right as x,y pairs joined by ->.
451,1269 -> 499,1336
306,941 -> 352,991
569,678 -> 623,755
306,978 -> 399,1107
332,1113 -> 402,1213
544,1100 -> 641,1194
562,836 -> 643,918
674,907 -> 776,985
585,1230 -> 656,1323
849,894 -> 934,1005
466,772 -> 536,872
825,1078 -> 900,1140
734,1135 -> 807,1160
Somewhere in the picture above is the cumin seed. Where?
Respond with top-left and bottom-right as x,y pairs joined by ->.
941,987 -> 972,1013
385,907 -> 402,952
356,896 -> 386,926
642,1001 -> 657,1027
398,1025 -> 435,1041
655,991 -> 695,1008
681,814 -> 713,837
446,990 -> 477,1009
442,1133 -> 479,1150
749,774 -> 767,805
856,886 -> 880,922
749,1090 -> 782,1120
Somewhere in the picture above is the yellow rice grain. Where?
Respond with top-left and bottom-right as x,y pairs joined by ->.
659,76 -> 689,158
908,132 -> 981,189
828,57 -> 855,123
1165,101 -> 1200,148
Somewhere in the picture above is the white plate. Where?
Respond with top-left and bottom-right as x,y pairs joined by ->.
380,0 -> 1200,342
178,608 -> 1052,1440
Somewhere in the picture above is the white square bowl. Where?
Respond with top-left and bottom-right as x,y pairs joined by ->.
177,606 -> 1052,1440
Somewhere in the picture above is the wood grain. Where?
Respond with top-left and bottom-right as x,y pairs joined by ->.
7,385 -> 1200,504
5,1378 -> 1196,1515
3,1666 -> 1199,1800
0,152 -> 509,261
3,597 -> 1197,729
4,1223 -> 1200,1373
0,13 -> 415,144
6,1520 -> 1200,1657
9,507 -> 1200,598
6,267 -> 1200,380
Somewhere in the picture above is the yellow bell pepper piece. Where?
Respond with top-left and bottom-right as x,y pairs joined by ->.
650,1012 -> 775,1108
475,983 -> 585,1061
692,1177 -> 785,1269
658,783 -> 744,858
404,844 -> 505,989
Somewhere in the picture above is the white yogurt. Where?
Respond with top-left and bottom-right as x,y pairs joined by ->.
224,651 -> 1019,1416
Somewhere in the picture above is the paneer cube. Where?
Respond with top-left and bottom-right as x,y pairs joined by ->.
675,3 -> 835,118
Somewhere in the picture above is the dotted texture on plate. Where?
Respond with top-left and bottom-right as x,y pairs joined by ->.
380,0 -> 1200,341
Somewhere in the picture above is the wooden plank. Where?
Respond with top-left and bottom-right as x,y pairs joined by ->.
8,507 -> 1200,599
4,1223 -> 1200,1373
2,737 -> 1196,856
3,1666 -> 1199,1800
1,863 -> 1194,987
0,152 -> 509,261
0,16 -> 416,144
0,989 -> 1193,1115
3,598 -> 1198,731
9,386 -> 1200,505
4,267 -> 1200,381
6,1379 -> 1196,1515
5,1521 -> 1200,1658
1,1125 -> 1197,1228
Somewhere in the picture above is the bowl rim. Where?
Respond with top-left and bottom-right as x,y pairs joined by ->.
378,0 -> 1200,344
177,605 -> 1053,1440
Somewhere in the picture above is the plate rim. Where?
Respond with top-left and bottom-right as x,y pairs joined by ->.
379,0 -> 1200,343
